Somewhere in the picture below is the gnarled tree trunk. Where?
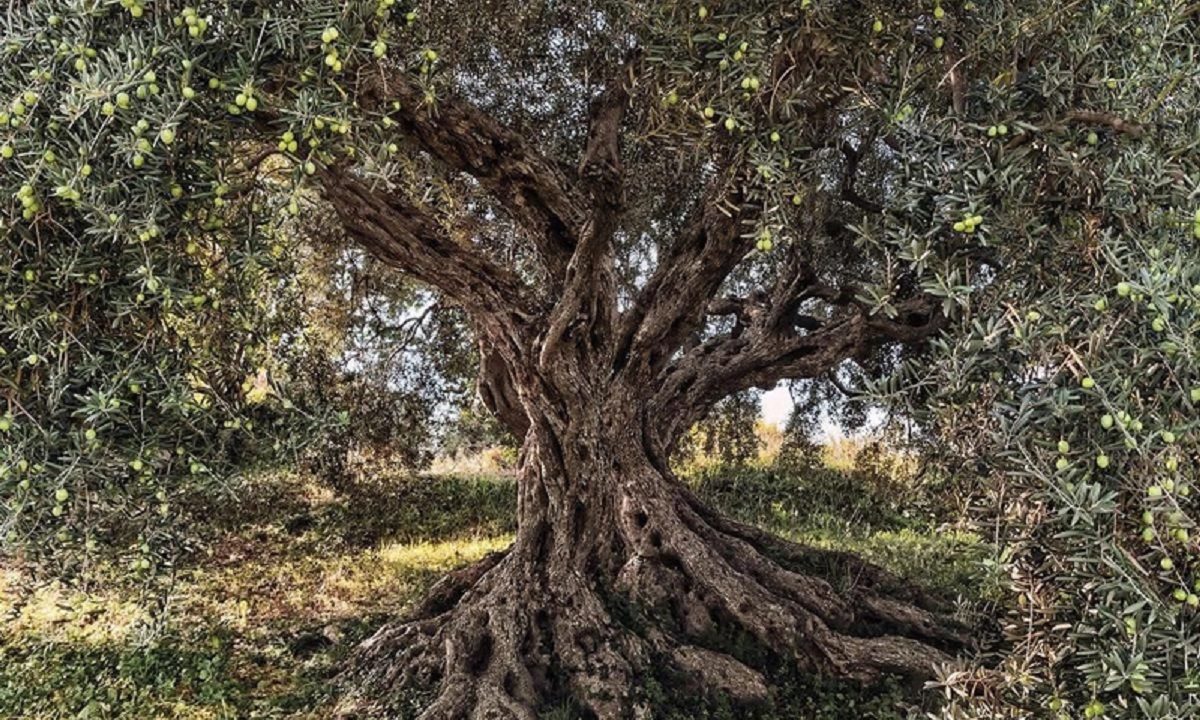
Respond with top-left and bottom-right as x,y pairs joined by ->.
338,354 -> 963,719
319,57 -> 961,720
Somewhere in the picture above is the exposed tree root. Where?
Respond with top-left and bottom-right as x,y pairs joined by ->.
335,483 -> 968,720
341,551 -> 648,719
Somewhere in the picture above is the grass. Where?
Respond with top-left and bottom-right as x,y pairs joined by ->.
1,471 -> 515,720
0,463 -> 991,719
688,465 -> 992,600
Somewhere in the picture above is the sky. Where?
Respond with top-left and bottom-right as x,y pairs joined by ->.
761,384 -> 793,427
760,383 -> 881,441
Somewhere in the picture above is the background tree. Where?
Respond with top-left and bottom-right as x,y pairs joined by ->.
294,217 -> 484,479
675,391 -> 763,468
3,1 -> 1196,718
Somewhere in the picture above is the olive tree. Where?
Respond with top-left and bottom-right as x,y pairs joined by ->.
866,4 -> 1200,718
3,0 -> 1195,717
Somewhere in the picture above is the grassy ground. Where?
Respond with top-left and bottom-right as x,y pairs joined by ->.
0,464 -> 990,719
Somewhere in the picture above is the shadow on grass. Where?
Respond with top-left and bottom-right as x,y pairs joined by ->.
688,464 -> 992,600
189,470 -> 516,555
0,617 -> 388,720
0,630 -> 246,719
321,472 -> 517,547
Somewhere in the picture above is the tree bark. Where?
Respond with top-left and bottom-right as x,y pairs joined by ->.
338,365 -> 964,719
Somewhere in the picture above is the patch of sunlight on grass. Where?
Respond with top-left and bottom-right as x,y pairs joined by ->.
1,579 -> 148,645
429,447 -> 518,475
174,534 -> 513,633
1,472 -> 522,720
379,535 -> 513,573
0,565 -> 19,592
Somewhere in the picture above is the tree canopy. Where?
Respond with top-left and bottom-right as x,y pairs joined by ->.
4,0 -> 1200,718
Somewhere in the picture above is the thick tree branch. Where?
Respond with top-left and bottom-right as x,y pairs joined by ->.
705,290 -> 773,339
318,167 -> 536,326
578,60 -> 636,210
839,140 -> 884,214
608,24 -> 872,381
1064,110 -> 1144,137
357,66 -> 585,280
1002,109 -> 1146,152
614,186 -> 751,378
539,62 -> 636,369
477,341 -> 530,439
654,294 -> 942,447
